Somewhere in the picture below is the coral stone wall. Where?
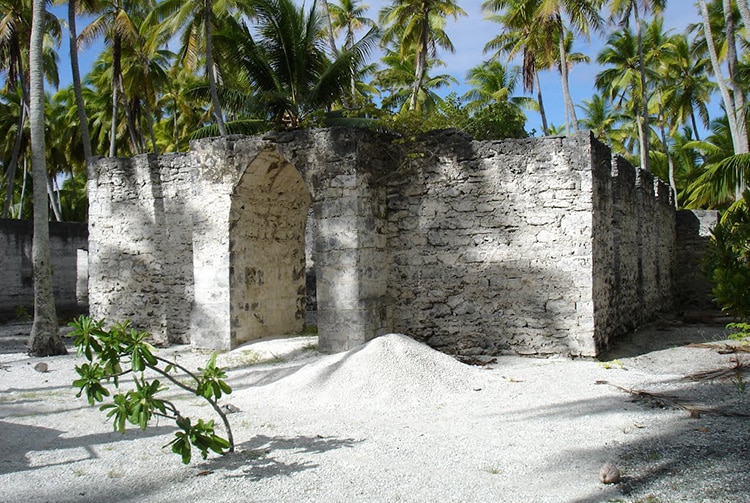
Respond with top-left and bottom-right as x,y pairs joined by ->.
88,128 -> 708,357
88,153 -> 194,344
0,219 -> 88,320
385,131 -> 608,356
90,129 -> 394,351
674,210 -> 720,310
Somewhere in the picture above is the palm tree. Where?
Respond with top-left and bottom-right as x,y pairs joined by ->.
0,88 -> 29,217
607,0 -> 666,172
659,34 -> 714,142
535,0 -> 603,133
462,60 -> 530,115
697,0 -> 748,196
684,116 -> 745,208
577,92 -> 621,145
119,14 -> 173,155
595,18 -> 671,167
379,0 -> 466,112
216,0 -> 378,128
374,44 -> 456,113
79,0 -> 150,156
28,0 -> 66,356
483,0 -> 558,136
329,0 -> 378,105
153,0 -> 256,137
669,127 -> 704,206
319,0 -> 340,57
68,0 -> 96,164
154,65 -> 208,152
0,0 -> 61,217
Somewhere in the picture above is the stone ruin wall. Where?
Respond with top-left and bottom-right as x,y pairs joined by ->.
87,152 -> 195,344
384,131 -> 676,356
89,129 -> 394,350
88,128 -> 707,356
0,219 -> 88,320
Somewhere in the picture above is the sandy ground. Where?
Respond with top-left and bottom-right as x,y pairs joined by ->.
1,315 -> 748,503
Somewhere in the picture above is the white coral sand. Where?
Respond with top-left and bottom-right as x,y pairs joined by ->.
0,322 -> 746,503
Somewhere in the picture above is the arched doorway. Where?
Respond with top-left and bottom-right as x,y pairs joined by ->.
229,148 -> 312,347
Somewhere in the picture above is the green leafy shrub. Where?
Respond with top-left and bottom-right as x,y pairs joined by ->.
70,316 -> 234,463
374,93 -> 528,141
704,191 -> 750,323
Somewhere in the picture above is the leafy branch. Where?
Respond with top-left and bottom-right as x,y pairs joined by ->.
70,316 -> 234,464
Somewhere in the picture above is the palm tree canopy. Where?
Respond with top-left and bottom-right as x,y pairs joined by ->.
217,0 -> 378,128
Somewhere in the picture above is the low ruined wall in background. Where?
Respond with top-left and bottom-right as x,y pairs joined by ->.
674,210 -> 720,311
0,219 -> 88,321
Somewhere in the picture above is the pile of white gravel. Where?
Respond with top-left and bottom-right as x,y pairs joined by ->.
241,333 -> 483,411
1,321 -> 748,502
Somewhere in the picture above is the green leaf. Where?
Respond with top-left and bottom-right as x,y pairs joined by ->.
73,362 -> 111,405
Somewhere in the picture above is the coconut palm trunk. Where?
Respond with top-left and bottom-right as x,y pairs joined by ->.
320,0 -> 340,57
204,0 -> 227,136
2,44 -> 30,219
699,0 -> 747,197
633,6 -> 650,172
409,5 -> 429,111
69,0 -> 93,164
534,70 -> 549,135
723,0 -> 748,196
2,104 -> 27,218
737,0 -> 750,41
109,36 -> 121,156
657,93 -> 677,207
28,0 -> 66,356
556,14 -> 578,133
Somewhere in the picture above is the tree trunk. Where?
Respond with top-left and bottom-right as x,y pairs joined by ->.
109,36 -> 121,157
205,0 -> 227,137
2,105 -> 26,218
634,6 -> 650,172
143,97 -> 160,155
28,0 -> 66,357
19,158 -> 28,219
535,71 -> 549,136
658,95 -> 677,207
557,14 -> 578,134
737,0 -> 750,41
119,75 -> 143,154
320,0 -> 339,57
724,0 -> 748,196
46,175 -> 62,222
699,0 -> 741,152
69,0 -> 93,164
347,26 -> 357,105
690,110 -> 702,142
3,47 -> 31,219
409,5 -> 429,112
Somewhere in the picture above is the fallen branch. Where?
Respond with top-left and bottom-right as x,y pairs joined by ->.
595,380 -> 706,417
686,343 -> 750,354
685,356 -> 745,382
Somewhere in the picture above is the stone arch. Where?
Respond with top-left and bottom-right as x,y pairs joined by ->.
229,147 -> 312,347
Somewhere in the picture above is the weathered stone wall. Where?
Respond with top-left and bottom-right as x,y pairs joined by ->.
0,219 -> 88,320
88,127 -> 711,357
674,210 -> 720,310
90,129 -> 395,351
382,130 -> 674,356
385,131 -> 600,355
608,158 -> 677,345
88,153 -> 194,344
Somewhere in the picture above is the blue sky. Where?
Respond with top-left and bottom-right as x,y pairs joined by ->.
50,1 -> 710,136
